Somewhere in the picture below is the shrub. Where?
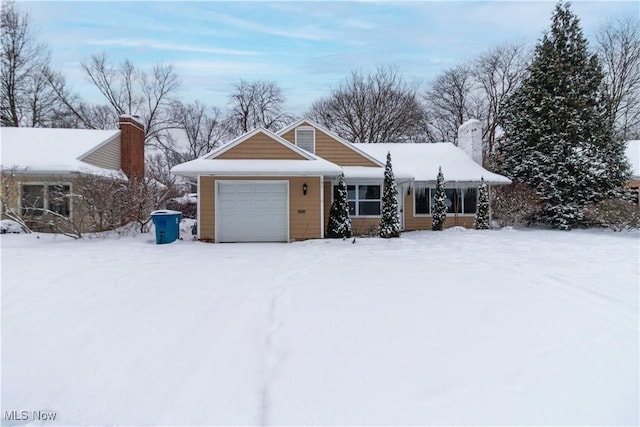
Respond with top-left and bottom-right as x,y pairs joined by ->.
432,167 -> 446,231
166,197 -> 197,219
583,199 -> 640,231
491,182 -> 543,227
327,174 -> 352,238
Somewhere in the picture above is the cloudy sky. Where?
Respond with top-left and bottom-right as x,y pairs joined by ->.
20,1 -> 640,114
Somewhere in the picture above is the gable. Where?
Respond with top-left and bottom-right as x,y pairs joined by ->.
280,121 -> 379,167
80,133 -> 121,170
215,133 -> 308,160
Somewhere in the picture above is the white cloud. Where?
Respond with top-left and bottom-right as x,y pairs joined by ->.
204,11 -> 336,42
84,39 -> 259,56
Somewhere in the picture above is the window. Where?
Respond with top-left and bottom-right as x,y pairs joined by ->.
21,184 -> 71,217
48,185 -> 71,216
414,187 -> 430,215
295,128 -> 315,153
414,186 -> 479,215
21,185 -> 44,216
333,184 -> 381,216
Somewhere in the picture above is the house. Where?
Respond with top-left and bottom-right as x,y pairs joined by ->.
170,118 -> 511,243
0,116 -> 145,231
625,140 -> 639,203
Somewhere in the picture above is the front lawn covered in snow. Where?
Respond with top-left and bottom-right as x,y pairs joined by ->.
2,228 -> 638,425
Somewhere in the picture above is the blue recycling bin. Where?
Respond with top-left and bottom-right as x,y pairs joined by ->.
151,210 -> 182,244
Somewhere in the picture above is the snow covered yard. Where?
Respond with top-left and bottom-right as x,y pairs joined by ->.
2,228 -> 638,426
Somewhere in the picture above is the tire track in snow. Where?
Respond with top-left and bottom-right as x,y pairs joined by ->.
257,248 -> 308,426
521,274 -> 637,329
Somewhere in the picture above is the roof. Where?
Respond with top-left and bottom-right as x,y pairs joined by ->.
1,127 -> 122,175
353,142 -> 512,185
626,140 -> 639,178
171,127 -> 343,177
171,158 -> 343,177
341,166 -> 413,181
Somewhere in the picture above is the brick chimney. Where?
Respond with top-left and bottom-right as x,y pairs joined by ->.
119,115 -> 145,179
457,119 -> 483,165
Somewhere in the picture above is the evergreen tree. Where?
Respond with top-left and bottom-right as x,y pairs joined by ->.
379,151 -> 401,238
432,167 -> 447,231
327,173 -> 352,238
498,2 -> 631,230
474,177 -> 490,229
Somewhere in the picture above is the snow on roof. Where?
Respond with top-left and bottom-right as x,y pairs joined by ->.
626,140 -> 639,178
353,142 -> 512,184
341,166 -> 413,181
171,158 -> 343,177
1,127 -> 121,175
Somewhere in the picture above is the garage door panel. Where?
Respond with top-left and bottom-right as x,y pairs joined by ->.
216,181 -> 288,242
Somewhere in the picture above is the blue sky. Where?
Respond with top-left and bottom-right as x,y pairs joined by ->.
20,1 -> 640,114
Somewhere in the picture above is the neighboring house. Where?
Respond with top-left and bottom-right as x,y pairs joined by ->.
625,140 -> 639,203
171,118 -> 511,243
0,116 -> 144,231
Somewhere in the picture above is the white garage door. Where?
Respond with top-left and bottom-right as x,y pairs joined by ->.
216,181 -> 289,242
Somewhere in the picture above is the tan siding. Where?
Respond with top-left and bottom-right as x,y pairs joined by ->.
281,122 -> 379,167
81,134 -> 121,170
403,192 -> 475,230
198,176 -> 322,242
216,134 -> 306,160
323,180 -> 331,232
627,179 -> 640,189
289,176 -> 322,241
199,177 -> 215,241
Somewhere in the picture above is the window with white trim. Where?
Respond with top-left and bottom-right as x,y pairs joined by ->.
21,183 -> 71,217
414,186 -> 478,215
333,184 -> 381,216
295,127 -> 315,153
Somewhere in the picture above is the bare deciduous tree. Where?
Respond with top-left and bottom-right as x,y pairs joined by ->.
227,79 -> 294,135
596,18 -> 640,139
423,64 -> 479,144
50,53 -> 180,141
154,100 -> 230,163
472,43 -> 529,159
0,1 -> 62,127
308,66 -> 427,143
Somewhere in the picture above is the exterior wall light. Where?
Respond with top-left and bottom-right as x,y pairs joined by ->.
303,183 -> 308,195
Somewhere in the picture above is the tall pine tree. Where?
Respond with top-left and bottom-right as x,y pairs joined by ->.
474,177 -> 490,230
498,2 -> 631,230
432,167 -> 447,231
327,173 -> 352,238
380,151 -> 401,238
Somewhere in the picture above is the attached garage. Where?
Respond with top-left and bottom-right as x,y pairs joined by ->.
216,180 -> 289,242
170,127 -> 343,242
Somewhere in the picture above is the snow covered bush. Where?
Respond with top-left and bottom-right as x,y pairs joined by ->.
379,152 -> 401,238
474,178 -> 490,230
327,174 -> 352,238
0,219 -> 24,233
491,182 -> 543,227
432,167 -> 446,231
583,199 -> 640,231
166,194 -> 197,219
